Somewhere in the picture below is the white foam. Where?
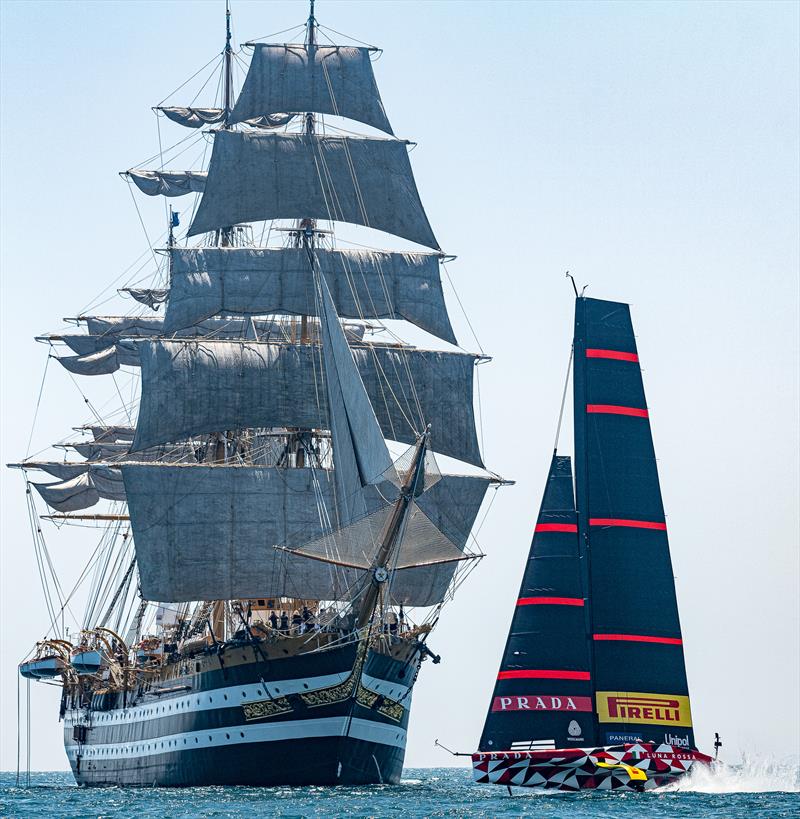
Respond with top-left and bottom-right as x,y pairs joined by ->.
664,754 -> 800,793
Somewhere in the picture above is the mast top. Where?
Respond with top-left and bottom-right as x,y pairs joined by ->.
306,0 -> 317,46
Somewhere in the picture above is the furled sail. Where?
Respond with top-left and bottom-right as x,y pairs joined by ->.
122,464 -> 491,603
133,339 -> 483,466
120,288 -> 168,310
573,297 -> 694,749
317,265 -> 393,526
32,466 -> 125,512
21,461 -> 91,480
165,247 -> 456,343
69,314 -> 365,343
125,170 -> 206,197
54,316 -> 366,374
64,441 -> 131,461
478,455 -> 594,753
188,131 -> 438,249
57,341 -> 139,376
79,425 -> 136,442
231,44 -> 392,135
157,106 -> 294,129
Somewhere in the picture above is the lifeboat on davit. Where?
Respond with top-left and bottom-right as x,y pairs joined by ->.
70,647 -> 105,675
19,654 -> 67,679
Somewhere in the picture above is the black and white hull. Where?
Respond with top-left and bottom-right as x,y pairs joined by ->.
64,642 -> 419,786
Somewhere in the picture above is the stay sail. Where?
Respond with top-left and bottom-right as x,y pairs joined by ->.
473,296 -> 712,792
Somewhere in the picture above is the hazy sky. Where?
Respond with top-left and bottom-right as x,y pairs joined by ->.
1,0 -> 798,773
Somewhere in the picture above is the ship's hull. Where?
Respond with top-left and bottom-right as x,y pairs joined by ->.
472,743 -> 713,792
64,641 -> 418,786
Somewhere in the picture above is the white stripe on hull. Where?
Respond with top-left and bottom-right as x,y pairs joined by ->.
65,716 -> 407,760
63,671 -> 410,729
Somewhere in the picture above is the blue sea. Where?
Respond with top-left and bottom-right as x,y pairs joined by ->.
1,763 -> 798,818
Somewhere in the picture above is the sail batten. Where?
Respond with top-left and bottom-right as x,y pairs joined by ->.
231,44 -> 392,134
133,339 -> 483,466
187,131 -> 439,249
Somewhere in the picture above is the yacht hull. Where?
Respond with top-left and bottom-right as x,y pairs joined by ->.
472,743 -> 713,792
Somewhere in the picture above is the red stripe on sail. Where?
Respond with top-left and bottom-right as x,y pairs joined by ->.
593,633 -> 683,645
589,518 -> 667,530
534,523 -> 578,533
586,349 -> 639,363
517,597 -> 584,607
586,404 -> 649,418
497,670 -> 591,681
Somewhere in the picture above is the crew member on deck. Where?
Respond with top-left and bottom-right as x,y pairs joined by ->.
269,610 -> 278,630
280,611 -> 289,633
292,610 -> 303,634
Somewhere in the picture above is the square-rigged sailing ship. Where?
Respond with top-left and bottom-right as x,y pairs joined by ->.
12,2 -> 505,786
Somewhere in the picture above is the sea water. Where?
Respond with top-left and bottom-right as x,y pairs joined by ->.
1,760 -> 798,818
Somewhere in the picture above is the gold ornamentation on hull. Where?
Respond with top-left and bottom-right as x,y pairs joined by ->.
242,696 -> 292,721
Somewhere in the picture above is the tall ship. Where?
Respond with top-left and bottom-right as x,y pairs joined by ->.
472,294 -> 714,792
11,1 -> 505,786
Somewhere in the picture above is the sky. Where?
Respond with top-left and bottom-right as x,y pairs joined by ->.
1,0 -> 798,774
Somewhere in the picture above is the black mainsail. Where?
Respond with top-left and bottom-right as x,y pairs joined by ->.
573,296 -> 694,750
474,295 -> 704,791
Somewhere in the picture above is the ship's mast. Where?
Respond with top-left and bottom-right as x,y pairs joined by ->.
355,428 -> 429,632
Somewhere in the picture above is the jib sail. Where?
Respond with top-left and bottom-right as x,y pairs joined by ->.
478,455 -> 594,752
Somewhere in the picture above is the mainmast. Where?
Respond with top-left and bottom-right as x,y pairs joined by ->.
223,0 -> 234,124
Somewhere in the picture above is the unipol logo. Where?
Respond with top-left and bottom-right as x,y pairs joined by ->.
665,733 -> 690,748
491,695 -> 592,713
596,691 -> 693,727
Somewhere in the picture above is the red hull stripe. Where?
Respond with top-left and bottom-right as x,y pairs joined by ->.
590,518 -> 667,530
497,670 -> 591,681
593,633 -> 683,645
517,597 -> 584,607
586,348 -> 639,363
534,523 -> 578,533
587,404 -> 649,418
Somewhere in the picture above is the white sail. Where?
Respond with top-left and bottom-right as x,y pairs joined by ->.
157,106 -> 294,129
317,266 -> 393,526
132,339 -> 483,467
32,466 -> 125,512
125,170 -> 206,197
166,247 -> 456,343
188,131 -> 438,249
231,44 -> 392,134
123,464 -> 490,603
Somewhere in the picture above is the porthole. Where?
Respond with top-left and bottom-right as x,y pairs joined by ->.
241,691 -> 246,698
240,732 -> 244,738
256,690 -> 262,696
208,735 -> 212,741
226,733 -> 230,740
195,738 -> 199,743
223,694 -> 228,701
